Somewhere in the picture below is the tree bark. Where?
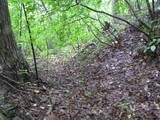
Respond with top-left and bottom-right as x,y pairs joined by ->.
0,0 -> 28,71
0,0 -> 29,95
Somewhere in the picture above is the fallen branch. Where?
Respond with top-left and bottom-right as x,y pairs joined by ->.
0,73 -> 29,94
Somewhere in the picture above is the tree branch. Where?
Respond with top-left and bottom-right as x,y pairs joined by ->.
124,0 -> 151,30
82,19 -> 112,46
146,0 -> 154,19
76,1 -> 150,38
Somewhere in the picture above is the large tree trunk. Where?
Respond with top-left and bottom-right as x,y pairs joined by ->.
0,0 -> 29,94
0,0 -> 28,71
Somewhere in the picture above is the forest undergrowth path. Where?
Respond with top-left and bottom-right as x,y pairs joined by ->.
38,30 -> 160,120
8,30 -> 160,120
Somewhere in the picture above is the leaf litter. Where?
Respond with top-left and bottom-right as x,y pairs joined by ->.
5,30 -> 160,120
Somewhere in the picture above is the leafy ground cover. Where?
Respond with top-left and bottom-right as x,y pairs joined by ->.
3,28 -> 160,120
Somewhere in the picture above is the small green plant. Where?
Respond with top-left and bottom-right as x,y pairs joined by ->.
0,104 -> 17,118
144,38 -> 160,53
0,95 -> 16,118
117,102 -> 135,119
0,96 -> 6,104
18,69 -> 28,75
117,102 -> 130,110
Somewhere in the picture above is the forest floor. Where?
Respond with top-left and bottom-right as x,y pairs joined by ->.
5,29 -> 160,120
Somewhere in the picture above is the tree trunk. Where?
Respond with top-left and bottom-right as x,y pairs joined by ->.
0,0 -> 28,71
0,0 -> 29,94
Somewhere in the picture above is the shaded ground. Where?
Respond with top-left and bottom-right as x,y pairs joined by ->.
5,30 -> 160,120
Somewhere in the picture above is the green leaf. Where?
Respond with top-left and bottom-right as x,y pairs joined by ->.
117,103 -> 130,110
144,47 -> 149,53
150,45 -> 156,52
157,39 -> 160,44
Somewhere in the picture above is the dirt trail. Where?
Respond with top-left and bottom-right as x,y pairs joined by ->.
7,31 -> 160,120
41,31 -> 160,120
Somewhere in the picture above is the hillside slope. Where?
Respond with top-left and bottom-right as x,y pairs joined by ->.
6,29 -> 160,120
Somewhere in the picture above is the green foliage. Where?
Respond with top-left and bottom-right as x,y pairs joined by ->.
0,96 -> 6,105
9,0 -> 104,57
117,102 -> 134,119
113,0 -> 129,16
0,104 -> 16,117
0,96 -> 16,118
8,0 -> 160,59
117,102 -> 130,110
18,69 -> 28,75
144,38 -> 160,53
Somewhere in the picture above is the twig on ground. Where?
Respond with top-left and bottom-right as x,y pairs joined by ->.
0,74 -> 29,94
